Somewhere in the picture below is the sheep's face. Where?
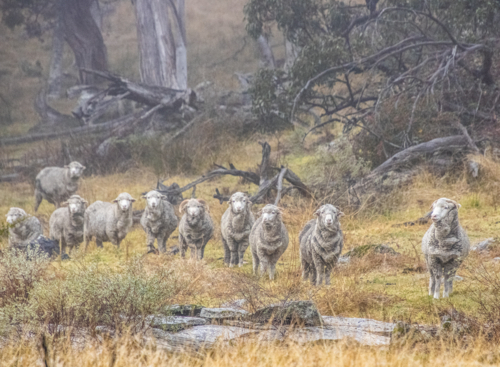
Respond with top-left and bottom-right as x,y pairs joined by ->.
430,198 -> 460,222
113,193 -> 136,212
64,195 -> 87,215
180,199 -> 208,225
261,205 -> 281,229
66,162 -> 85,179
142,191 -> 166,209
315,204 -> 343,231
229,192 -> 250,214
6,208 -> 27,225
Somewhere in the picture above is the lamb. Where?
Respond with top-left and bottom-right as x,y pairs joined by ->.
35,161 -> 85,212
299,204 -> 344,286
221,192 -> 255,267
422,198 -> 470,299
249,204 -> 289,280
84,192 -> 136,249
6,207 -> 42,249
49,195 -> 87,256
140,190 -> 178,254
178,199 -> 214,260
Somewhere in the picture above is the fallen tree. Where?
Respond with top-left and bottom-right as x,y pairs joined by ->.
153,142 -> 313,205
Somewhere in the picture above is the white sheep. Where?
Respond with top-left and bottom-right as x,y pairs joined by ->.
140,190 -> 178,254
178,199 -> 214,260
35,161 -> 85,212
49,195 -> 87,256
84,192 -> 136,249
221,192 -> 255,267
422,198 -> 470,299
6,207 -> 42,249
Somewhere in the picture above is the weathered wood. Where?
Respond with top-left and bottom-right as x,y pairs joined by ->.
274,167 -> 287,205
258,141 -> 272,185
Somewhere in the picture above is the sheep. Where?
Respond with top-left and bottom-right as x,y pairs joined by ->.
35,161 -> 85,212
49,195 -> 87,256
84,192 -> 136,249
6,207 -> 42,250
221,192 -> 255,267
249,204 -> 289,280
422,198 -> 470,299
299,204 -> 344,286
140,190 -> 178,254
178,199 -> 213,260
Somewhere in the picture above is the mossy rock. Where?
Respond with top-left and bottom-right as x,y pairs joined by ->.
161,304 -> 204,316
245,301 -> 323,327
343,244 -> 400,258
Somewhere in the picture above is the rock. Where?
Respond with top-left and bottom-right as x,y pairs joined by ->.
200,308 -> 248,321
472,238 -> 495,252
494,257 -> 500,262
343,244 -> 400,258
221,299 -> 247,309
454,275 -> 464,281
338,255 -> 350,264
150,325 -> 258,351
288,326 -> 390,346
246,301 -> 323,327
163,304 -> 204,316
322,316 -> 395,336
146,315 -> 207,332
26,235 -> 60,259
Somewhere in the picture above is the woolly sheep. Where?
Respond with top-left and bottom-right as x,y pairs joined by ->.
49,195 -> 87,256
299,204 -> 344,286
249,204 -> 289,280
178,199 -> 214,260
140,190 -> 178,254
422,198 -> 470,299
6,207 -> 42,249
221,192 -> 255,267
35,161 -> 85,212
84,192 -> 136,249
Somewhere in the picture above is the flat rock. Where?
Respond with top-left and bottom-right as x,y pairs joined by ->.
150,325 -> 258,350
288,326 -> 390,346
344,244 -> 400,258
164,304 -> 204,316
146,315 -> 207,332
472,238 -> 495,252
322,316 -> 395,336
221,299 -> 247,309
246,301 -> 323,327
200,307 -> 248,320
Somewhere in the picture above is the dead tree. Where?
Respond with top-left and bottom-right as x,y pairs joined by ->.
154,142 -> 313,205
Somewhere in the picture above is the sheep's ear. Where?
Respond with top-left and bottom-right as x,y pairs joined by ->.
81,166 -> 86,170
445,199 -> 461,209
277,207 -> 285,214
141,195 -> 147,199
338,211 -> 345,217
160,195 -> 168,200
62,201 -> 69,207
179,200 -> 189,213
113,199 -> 118,203
314,208 -> 321,217
429,199 -> 439,210
130,198 -> 136,203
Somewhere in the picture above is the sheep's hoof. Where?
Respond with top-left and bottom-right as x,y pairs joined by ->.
61,253 -> 71,261
147,248 -> 159,255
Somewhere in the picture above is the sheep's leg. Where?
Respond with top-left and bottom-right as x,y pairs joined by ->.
260,260 -> 269,277
222,238 -> 231,266
238,240 -> 249,268
312,253 -> 324,286
324,263 -> 334,286
309,265 -> 317,285
301,258 -> 310,281
60,238 -> 67,256
230,250 -> 239,268
96,239 -> 103,248
197,246 -> 204,260
179,235 -> 187,258
157,234 -> 167,254
252,251 -> 259,275
34,190 -> 43,213
269,263 -> 277,280
146,231 -> 157,253
433,262 -> 443,299
443,261 -> 459,298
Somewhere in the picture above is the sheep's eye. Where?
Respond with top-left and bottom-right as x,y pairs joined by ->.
444,206 -> 449,209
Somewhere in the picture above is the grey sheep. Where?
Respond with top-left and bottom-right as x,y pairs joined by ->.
35,161 -> 85,212
178,199 -> 213,260
250,204 -> 289,280
221,192 -> 255,267
84,192 -> 136,249
299,204 -> 344,286
422,198 -> 470,299
49,195 -> 87,256
140,190 -> 178,254
6,207 -> 42,249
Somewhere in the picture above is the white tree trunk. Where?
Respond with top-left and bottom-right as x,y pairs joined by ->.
257,34 -> 275,69
47,2 -> 64,99
172,0 -> 187,89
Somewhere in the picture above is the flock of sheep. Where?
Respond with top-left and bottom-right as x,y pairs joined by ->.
4,162 -> 470,299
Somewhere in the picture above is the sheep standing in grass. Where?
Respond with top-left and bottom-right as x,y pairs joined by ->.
299,204 -> 344,286
221,192 -> 255,267
250,204 -> 289,280
84,193 -> 136,249
6,207 -> 42,249
140,190 -> 178,254
34,161 -> 85,212
49,195 -> 87,256
178,199 -> 213,260
422,198 -> 470,299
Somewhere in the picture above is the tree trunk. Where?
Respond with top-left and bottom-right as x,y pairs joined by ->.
257,35 -> 275,69
62,0 -> 108,85
47,1 -> 64,99
172,0 -> 187,89
134,0 -> 179,89
284,38 -> 300,71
